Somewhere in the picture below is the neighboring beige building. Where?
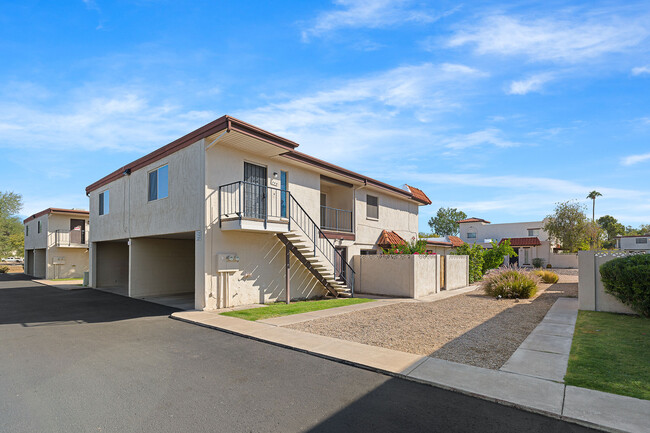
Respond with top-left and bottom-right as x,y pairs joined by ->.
615,234 -> 650,252
23,208 -> 90,279
458,217 -> 578,268
85,115 -> 431,310
423,235 -> 465,255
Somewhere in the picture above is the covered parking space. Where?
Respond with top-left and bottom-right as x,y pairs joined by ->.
95,240 -> 130,295
128,232 -> 195,309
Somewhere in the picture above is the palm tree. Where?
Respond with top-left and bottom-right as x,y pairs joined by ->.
587,191 -> 602,222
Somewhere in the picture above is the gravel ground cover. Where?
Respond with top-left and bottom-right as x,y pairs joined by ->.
287,274 -> 578,369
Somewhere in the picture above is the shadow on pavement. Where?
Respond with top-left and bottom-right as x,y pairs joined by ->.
0,274 -> 177,326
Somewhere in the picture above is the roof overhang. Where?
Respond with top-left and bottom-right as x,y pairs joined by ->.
24,208 -> 89,224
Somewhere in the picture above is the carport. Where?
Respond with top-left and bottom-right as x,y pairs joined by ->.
128,233 -> 195,309
95,240 -> 129,295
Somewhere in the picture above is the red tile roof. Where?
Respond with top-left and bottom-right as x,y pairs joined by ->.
377,230 -> 406,248
457,217 -> 491,224
405,185 -> 432,205
426,239 -> 453,247
23,208 -> 89,224
448,235 -> 465,247
500,237 -> 541,247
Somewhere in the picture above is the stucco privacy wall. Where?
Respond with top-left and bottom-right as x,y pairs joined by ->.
549,252 -> 578,268
445,255 -> 469,290
129,238 -> 194,297
578,251 -> 636,314
96,241 -> 129,290
203,144 -> 328,308
358,255 -> 439,298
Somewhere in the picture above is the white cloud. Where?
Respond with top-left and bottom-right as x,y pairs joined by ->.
448,12 -> 650,63
632,65 -> 650,75
508,73 -> 554,95
301,0 -> 448,41
441,128 -> 521,150
0,87 -> 217,152
621,152 -> 650,165
238,62 -> 486,160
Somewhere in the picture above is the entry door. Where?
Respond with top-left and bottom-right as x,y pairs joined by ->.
70,219 -> 85,244
335,247 -> 347,280
509,248 -> 519,267
243,162 -> 267,219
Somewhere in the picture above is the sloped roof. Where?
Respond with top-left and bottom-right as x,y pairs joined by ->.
377,230 -> 406,247
24,208 -> 89,224
404,185 -> 432,205
425,239 -> 453,247
447,235 -> 465,247
500,237 -> 541,247
457,217 -> 491,224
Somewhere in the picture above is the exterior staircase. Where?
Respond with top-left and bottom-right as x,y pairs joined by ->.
277,231 -> 352,298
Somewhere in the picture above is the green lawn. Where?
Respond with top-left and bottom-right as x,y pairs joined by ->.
221,298 -> 374,321
565,311 -> 650,400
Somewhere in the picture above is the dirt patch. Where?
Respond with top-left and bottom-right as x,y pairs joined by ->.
286,274 -> 578,369
0,263 -> 24,274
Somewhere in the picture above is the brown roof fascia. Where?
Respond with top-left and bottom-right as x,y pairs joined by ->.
85,115 -> 300,195
282,151 -> 426,203
24,208 -> 89,224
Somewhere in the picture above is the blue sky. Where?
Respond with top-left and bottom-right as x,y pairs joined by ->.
1,0 -> 649,229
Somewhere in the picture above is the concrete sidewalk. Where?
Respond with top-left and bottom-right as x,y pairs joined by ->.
36,278 -> 85,290
171,297 -> 649,433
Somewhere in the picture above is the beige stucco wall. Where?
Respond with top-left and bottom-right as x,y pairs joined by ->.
24,214 -> 48,250
129,238 -> 194,297
88,140 -> 204,242
617,236 -> 650,251
358,255 -> 439,298
33,248 -> 47,278
445,255 -> 469,290
95,241 -> 129,289
549,252 -> 578,268
45,246 -> 88,279
578,251 -> 636,314
425,245 -> 451,255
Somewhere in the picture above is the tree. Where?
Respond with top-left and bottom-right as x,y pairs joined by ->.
0,191 -> 24,257
482,239 -> 517,274
428,207 -> 467,236
582,221 -> 606,250
451,243 -> 484,283
586,191 -> 602,222
597,215 -> 625,249
543,200 -> 589,253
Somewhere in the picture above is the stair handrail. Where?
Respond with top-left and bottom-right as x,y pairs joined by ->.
288,194 -> 355,295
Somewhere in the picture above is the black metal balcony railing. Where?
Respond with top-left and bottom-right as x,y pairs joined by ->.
218,181 -> 355,295
320,206 -> 352,233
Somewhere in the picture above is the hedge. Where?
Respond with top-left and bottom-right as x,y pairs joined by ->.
599,254 -> 650,317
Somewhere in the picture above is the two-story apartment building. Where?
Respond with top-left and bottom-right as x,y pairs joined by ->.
23,208 -> 90,279
458,217 -> 577,268
615,234 -> 650,252
86,115 -> 431,310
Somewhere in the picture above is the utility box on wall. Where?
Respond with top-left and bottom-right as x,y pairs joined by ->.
215,253 -> 240,272
52,256 -> 65,265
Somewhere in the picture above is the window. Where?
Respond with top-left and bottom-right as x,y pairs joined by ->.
99,190 -> 109,215
361,249 -> 377,255
523,248 -> 530,265
148,164 -> 168,201
37,221 -> 42,234
637,238 -> 648,244
467,232 -> 477,239
280,171 -> 288,218
366,194 -> 378,219
25,225 -> 28,236
528,229 -> 540,236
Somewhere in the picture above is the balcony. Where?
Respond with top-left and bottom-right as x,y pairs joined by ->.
55,229 -> 88,248
320,206 -> 352,233
218,181 -> 290,232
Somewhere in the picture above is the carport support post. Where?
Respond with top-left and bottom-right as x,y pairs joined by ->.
285,244 -> 290,304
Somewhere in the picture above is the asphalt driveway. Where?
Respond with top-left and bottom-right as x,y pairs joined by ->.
0,275 -> 597,433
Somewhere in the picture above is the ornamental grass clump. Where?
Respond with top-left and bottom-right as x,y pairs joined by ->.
534,270 -> 559,284
482,267 -> 540,299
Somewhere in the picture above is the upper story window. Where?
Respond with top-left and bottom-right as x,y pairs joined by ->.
528,229 -> 540,236
37,221 -> 42,234
366,194 -> 378,219
148,164 -> 169,201
25,225 -> 29,236
636,238 -> 648,244
467,232 -> 477,239
99,190 -> 110,215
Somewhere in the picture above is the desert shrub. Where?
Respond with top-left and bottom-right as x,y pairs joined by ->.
534,270 -> 559,284
600,254 -> 650,317
383,237 -> 428,255
452,243 -> 484,283
482,239 -> 517,274
0,266 -> 9,273
532,258 -> 545,268
482,267 -> 540,299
